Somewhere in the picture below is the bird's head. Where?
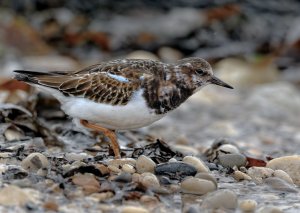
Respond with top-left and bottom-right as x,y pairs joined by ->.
176,57 -> 233,90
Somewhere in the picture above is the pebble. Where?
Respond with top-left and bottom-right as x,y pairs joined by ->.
233,170 -> 252,181
122,164 -> 136,174
140,195 -> 159,206
136,155 -> 156,174
21,153 -> 49,172
108,165 -> 122,173
266,155 -> 300,185
132,173 -> 141,182
239,199 -> 257,212
113,172 -> 132,183
140,172 -> 160,188
4,128 -> 23,141
65,153 -> 91,161
247,167 -> 274,183
256,206 -> 283,213
201,189 -> 238,210
195,173 -> 217,187
173,145 -> 199,155
121,206 -> 149,213
273,169 -> 294,184
181,177 -> 216,195
0,185 -> 34,206
90,192 -> 114,202
72,173 -> 100,195
108,158 -> 137,167
218,144 -> 240,154
183,156 -> 209,173
168,158 -> 177,163
155,162 -> 197,177
264,177 -> 298,192
218,153 -> 247,168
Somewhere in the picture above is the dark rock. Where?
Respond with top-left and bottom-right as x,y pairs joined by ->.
155,162 -> 197,179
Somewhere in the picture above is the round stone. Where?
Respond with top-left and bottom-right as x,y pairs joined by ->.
136,155 -> 156,174
180,177 -> 216,195
183,156 -> 209,173
122,164 -> 136,174
201,189 -> 238,210
140,172 -> 160,188
218,154 -> 247,168
21,153 -> 49,172
266,155 -> 300,185
239,199 -> 257,212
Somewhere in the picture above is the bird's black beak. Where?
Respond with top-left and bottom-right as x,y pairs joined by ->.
210,76 -> 234,89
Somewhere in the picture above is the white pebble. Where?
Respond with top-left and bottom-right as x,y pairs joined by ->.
181,177 -> 216,195
140,172 -> 160,188
122,164 -> 136,174
239,199 -> 257,212
183,156 -> 209,173
21,153 -> 49,172
136,155 -> 156,174
273,169 -> 294,184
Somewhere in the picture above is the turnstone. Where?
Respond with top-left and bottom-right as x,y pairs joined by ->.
14,57 -> 233,158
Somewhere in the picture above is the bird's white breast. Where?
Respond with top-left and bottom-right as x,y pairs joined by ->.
58,89 -> 165,130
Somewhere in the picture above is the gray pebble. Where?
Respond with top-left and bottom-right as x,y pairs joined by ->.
21,153 -> 49,172
218,154 -> 247,168
264,177 -> 298,193
155,162 -> 197,178
256,206 -> 283,213
201,189 -> 238,210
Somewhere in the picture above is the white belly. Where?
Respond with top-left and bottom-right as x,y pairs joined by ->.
59,89 -> 165,130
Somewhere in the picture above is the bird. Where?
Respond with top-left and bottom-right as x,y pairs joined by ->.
14,57 -> 233,158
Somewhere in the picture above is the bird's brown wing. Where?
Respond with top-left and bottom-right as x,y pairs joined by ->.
14,61 -> 157,105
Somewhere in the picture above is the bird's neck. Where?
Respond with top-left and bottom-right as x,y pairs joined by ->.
142,75 -> 195,114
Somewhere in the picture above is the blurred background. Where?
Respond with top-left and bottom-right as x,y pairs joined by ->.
0,0 -> 300,156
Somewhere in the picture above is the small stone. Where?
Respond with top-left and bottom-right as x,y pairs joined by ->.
239,199 -> 257,212
4,128 -> 23,141
108,158 -> 136,167
183,156 -> 209,173
113,172 -> 132,183
0,152 -> 13,158
218,154 -> 247,168
140,172 -> 160,188
266,155 -> 300,185
173,145 -> 199,155
43,200 -> 59,212
95,164 -> 110,175
121,206 -> 149,213
256,206 -> 283,213
155,162 -> 197,177
168,158 -> 177,163
122,164 -> 136,173
273,169 -> 294,184
195,173 -> 217,187
65,153 -> 91,161
201,189 -> 238,210
233,171 -> 252,181
0,185 -> 34,206
132,173 -> 141,182
21,153 -> 49,172
218,144 -> 240,154
247,167 -> 274,183
140,195 -> 159,206
108,165 -> 121,173
90,192 -> 114,202
72,173 -> 100,195
181,177 -> 216,195
264,177 -> 298,192
136,155 -> 156,174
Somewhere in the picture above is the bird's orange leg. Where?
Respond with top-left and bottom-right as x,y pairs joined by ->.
80,119 -> 121,159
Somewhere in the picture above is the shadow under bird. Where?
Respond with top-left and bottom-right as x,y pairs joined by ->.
14,57 -> 233,158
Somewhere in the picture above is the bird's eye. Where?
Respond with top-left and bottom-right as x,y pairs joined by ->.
196,69 -> 204,75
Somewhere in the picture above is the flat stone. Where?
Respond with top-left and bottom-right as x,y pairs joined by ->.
183,156 -> 209,173
181,177 -> 216,195
21,153 -> 49,172
136,155 -> 156,174
273,169 -> 294,184
201,189 -> 238,210
155,162 -> 197,177
266,155 -> 300,185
